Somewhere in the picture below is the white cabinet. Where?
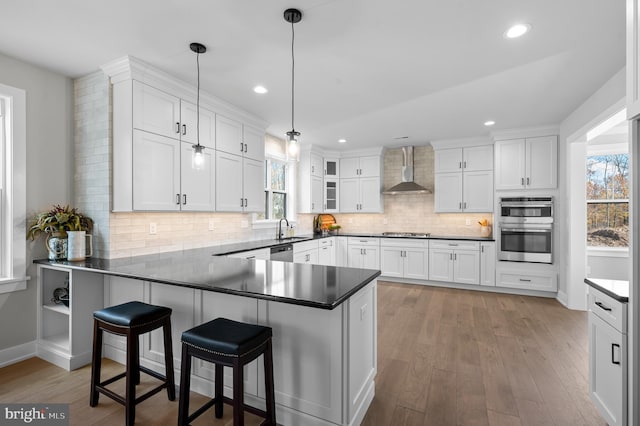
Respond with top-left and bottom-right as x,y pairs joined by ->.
215,151 -> 263,212
132,81 -> 181,139
380,238 -> 429,280
293,240 -> 319,264
434,145 -> 493,213
180,142 -> 215,211
324,178 -> 339,212
494,136 -> 557,190
627,0 -> 640,118
215,114 -> 264,162
588,286 -> 627,426
347,238 -> 380,269
37,265 -> 104,371
298,150 -> 326,213
480,242 -> 496,286
340,155 -> 380,178
227,248 -> 270,260
318,238 -> 336,266
336,237 -> 349,267
496,268 -> 557,292
324,158 -> 339,177
428,240 -> 480,285
179,100 -> 216,148
340,177 -> 382,213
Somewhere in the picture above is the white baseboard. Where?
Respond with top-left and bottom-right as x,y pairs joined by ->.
0,341 -> 36,368
556,290 -> 569,307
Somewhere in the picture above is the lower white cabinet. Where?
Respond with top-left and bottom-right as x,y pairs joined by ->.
347,238 -> 380,269
293,240 -> 320,264
588,286 -> 627,426
496,268 -> 557,292
480,242 -> 496,286
228,248 -> 270,260
428,240 -> 480,285
335,237 -> 349,267
380,238 -> 429,280
318,238 -> 336,266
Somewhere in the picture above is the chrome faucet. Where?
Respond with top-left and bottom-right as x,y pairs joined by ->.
277,218 -> 289,240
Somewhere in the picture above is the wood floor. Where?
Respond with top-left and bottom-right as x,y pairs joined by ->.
0,281 -> 605,426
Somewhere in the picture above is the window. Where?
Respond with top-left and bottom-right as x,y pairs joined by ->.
586,153 -> 629,247
256,158 -> 289,221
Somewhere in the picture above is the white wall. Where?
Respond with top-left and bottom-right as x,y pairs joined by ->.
0,51 -> 74,350
559,67 -> 626,309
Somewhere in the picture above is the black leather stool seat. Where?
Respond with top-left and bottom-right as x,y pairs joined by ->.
93,301 -> 172,327
178,318 -> 276,426
181,317 -> 272,356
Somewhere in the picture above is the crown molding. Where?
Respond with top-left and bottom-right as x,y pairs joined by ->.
490,124 -> 560,141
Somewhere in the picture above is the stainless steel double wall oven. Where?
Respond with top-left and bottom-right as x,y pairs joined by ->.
498,197 -> 554,264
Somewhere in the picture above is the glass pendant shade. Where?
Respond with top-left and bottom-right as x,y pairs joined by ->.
286,130 -> 300,159
192,144 -> 205,170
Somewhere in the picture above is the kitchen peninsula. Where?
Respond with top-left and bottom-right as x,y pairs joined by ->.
35,247 -> 380,426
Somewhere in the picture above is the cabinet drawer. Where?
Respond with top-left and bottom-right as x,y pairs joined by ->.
319,238 -> 334,248
429,240 -> 479,251
589,287 -> 627,333
497,271 -> 557,292
347,237 -> 380,247
294,240 -> 319,253
380,238 -> 428,249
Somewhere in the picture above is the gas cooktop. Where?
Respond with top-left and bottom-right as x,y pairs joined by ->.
381,232 -> 430,238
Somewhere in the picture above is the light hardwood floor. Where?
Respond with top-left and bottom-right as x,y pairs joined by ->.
0,281 -> 605,425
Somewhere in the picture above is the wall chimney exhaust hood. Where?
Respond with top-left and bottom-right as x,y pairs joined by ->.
383,146 -> 432,195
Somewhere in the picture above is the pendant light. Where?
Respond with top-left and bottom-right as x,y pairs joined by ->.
284,8 -> 302,159
190,42 -> 206,170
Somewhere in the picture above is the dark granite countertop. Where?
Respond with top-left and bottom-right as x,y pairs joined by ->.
584,277 -> 629,302
35,247 -> 380,310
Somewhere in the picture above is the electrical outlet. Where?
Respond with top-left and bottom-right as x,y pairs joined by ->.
208,218 -> 215,231
465,218 -> 471,226
149,223 -> 157,235
383,218 -> 389,225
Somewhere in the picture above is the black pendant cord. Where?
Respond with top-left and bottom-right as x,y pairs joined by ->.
196,50 -> 201,148
290,19 -> 295,133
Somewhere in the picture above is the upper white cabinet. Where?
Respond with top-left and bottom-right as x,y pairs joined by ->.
340,155 -> 380,178
494,136 -> 557,190
180,100 -> 215,148
298,150 -> 326,214
215,115 -> 264,162
434,145 -> 493,213
324,158 -> 339,177
627,0 -> 640,118
215,151 -> 263,212
339,154 -> 383,213
324,178 -> 339,212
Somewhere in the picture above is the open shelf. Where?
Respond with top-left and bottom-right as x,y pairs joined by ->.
42,303 -> 70,315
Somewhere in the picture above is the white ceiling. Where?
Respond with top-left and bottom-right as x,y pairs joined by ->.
0,0 -> 625,151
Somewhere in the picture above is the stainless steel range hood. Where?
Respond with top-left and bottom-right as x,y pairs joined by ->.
383,146 -> 432,194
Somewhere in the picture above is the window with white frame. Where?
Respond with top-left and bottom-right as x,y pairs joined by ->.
257,158 -> 288,220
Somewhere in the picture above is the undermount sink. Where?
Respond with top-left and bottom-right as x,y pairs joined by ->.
274,236 -> 310,242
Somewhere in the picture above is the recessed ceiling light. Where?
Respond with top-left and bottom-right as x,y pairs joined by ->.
338,139 -> 347,143
504,23 -> 530,39
484,120 -> 495,126
253,85 -> 268,94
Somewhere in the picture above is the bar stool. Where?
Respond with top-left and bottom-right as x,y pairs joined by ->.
90,301 -> 176,426
178,318 -> 276,426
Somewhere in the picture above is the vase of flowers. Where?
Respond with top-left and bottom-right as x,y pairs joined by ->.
27,205 -> 93,260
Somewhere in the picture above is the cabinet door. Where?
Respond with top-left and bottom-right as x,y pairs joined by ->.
336,237 -> 349,267
324,158 -> 339,177
404,248 -> 429,280
215,114 -> 244,156
243,158 -> 264,212
243,125 -> 265,162
362,247 -> 380,269
324,178 -> 339,212
480,242 -> 496,286
495,139 -> 526,190
340,178 -> 359,212
463,170 -> 493,212
359,156 -> 380,177
434,172 -> 463,212
360,177 -> 382,212
318,245 -> 335,266
463,145 -> 493,171
340,157 -> 360,178
526,136 -> 557,189
429,249 -> 453,282
348,246 -> 364,268
215,151 -> 243,212
589,312 -> 626,426
180,142 -> 215,211
133,130 -> 181,211
132,81 -> 180,139
380,247 -> 404,278
180,100 -> 215,148
311,176 -> 323,213
310,153 -> 323,177
293,250 -> 313,264
435,148 -> 463,173
453,250 -> 480,285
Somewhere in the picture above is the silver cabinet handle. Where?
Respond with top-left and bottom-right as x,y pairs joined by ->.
244,143 -> 248,153
448,243 -> 459,246
182,124 -> 187,135
240,198 -> 244,207
363,248 -> 367,255
459,202 -> 462,209
521,177 -> 525,186
459,161 -> 462,169
526,177 -> 530,185
463,161 -> 467,168
176,194 -> 181,205
312,166 -> 314,173
454,253 -> 457,260
519,278 -> 532,282
244,198 -> 247,207
176,122 -> 180,133
240,142 -> 244,153
183,194 -> 187,205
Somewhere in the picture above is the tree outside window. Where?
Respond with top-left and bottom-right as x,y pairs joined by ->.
586,154 -> 629,247
256,159 -> 287,220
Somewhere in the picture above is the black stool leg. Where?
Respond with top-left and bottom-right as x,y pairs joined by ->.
89,320 -> 102,407
134,336 -> 140,385
214,364 -> 224,418
264,340 -> 276,425
163,317 -> 176,400
126,329 -> 138,426
233,359 -> 245,426
178,343 -> 191,426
